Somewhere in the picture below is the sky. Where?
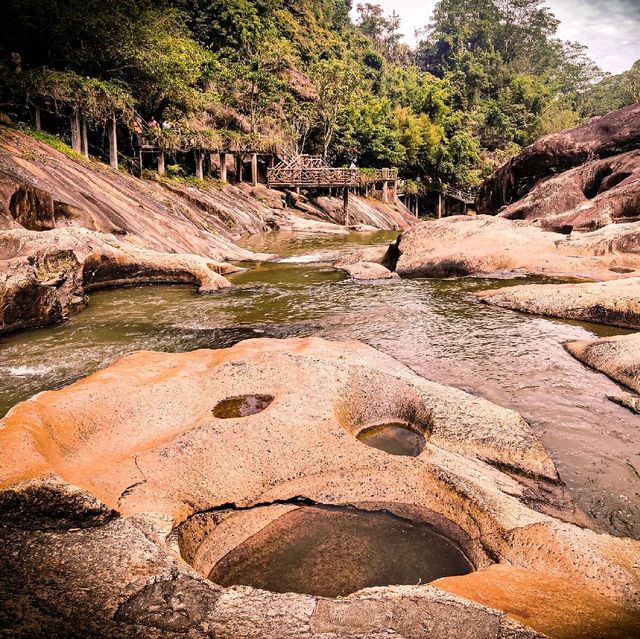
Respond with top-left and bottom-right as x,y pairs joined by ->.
350,0 -> 640,74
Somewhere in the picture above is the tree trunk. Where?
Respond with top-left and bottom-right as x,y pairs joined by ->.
438,192 -> 443,219
70,109 -> 82,153
158,150 -> 165,176
108,114 -> 118,170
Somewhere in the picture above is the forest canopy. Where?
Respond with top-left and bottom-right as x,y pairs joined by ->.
1,0 -> 638,187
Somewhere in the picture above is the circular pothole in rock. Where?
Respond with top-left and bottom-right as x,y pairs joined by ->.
212,394 -> 273,418
356,422 -> 425,456
208,505 -> 473,598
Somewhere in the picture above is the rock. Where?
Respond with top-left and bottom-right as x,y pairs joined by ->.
314,195 -> 415,230
477,103 -> 640,216
565,332 -> 640,393
394,216 -> 640,280
477,278 -> 640,329
0,226 -> 232,334
338,261 -> 399,280
608,392 -> 640,414
1,337 -> 638,638
8,184 -> 56,230
498,150 -> 640,231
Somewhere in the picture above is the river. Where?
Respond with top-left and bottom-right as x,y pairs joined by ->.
1,230 -> 638,539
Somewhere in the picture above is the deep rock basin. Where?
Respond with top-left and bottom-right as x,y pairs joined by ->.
207,505 -> 473,597
356,422 -> 425,456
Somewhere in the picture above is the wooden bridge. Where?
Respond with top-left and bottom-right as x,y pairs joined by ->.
445,186 -> 477,205
267,155 -> 398,190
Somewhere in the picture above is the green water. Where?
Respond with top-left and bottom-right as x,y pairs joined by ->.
0,230 -> 638,538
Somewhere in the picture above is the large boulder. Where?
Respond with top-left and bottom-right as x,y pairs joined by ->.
497,149 -> 640,230
476,277 -> 640,329
477,103 -> 640,217
0,226 -> 233,334
1,337 -> 638,638
393,216 -> 640,280
565,332 -> 640,394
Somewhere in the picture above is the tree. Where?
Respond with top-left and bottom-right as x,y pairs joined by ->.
310,59 -> 360,160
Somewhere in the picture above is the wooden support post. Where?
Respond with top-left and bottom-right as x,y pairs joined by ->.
343,187 -> 349,226
34,106 -> 42,131
251,153 -> 258,187
219,153 -> 227,183
236,154 -> 243,183
71,109 -> 82,153
81,115 -> 89,159
158,150 -> 165,176
438,192 -> 443,219
415,196 -> 420,217
269,155 -> 275,168
463,203 -> 468,216
195,150 -> 204,180
108,114 -> 118,170
381,168 -> 390,203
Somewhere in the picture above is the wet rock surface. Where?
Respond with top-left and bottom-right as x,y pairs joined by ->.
477,103 -> 640,219
0,226 -> 233,335
0,337 -> 638,638
477,277 -> 640,329
394,215 -> 640,280
338,260 -> 399,280
565,332 -> 640,394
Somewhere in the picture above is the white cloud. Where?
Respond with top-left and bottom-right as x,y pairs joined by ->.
350,0 -> 640,74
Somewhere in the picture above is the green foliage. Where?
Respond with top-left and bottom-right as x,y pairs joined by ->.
11,123 -> 86,161
0,0 -> 629,189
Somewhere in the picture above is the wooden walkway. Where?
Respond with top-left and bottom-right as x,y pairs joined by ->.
267,155 -> 398,189
445,186 -> 477,205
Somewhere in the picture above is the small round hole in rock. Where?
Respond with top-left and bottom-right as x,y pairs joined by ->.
208,506 -> 473,597
212,394 -> 273,418
357,422 -> 425,456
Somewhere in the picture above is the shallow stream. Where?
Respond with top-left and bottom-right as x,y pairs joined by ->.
1,230 -> 639,538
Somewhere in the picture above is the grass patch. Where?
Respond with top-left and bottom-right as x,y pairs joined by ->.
10,123 -> 86,162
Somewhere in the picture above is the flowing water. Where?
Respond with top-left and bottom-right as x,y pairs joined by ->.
1,230 -> 639,538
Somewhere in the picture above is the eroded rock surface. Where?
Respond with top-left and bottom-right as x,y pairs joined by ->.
338,260 -> 399,280
498,150 -> 640,230
393,216 -> 640,280
477,278 -> 640,329
565,332 -> 640,394
0,226 -> 233,334
477,103 -> 640,218
1,337 -> 638,639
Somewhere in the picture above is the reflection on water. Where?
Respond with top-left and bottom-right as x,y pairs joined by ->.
1,231 -> 639,538
209,505 -> 473,597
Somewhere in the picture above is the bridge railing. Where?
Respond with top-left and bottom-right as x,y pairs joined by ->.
267,166 -> 398,188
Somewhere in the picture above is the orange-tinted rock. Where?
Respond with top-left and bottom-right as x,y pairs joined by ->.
0,338 -> 638,638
